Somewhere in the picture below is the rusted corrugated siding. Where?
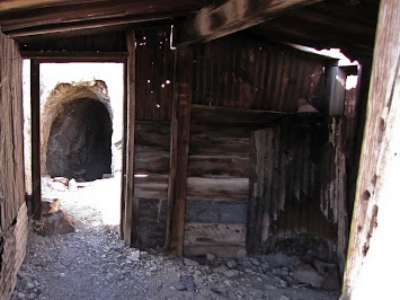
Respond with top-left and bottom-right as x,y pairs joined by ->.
193,35 -> 329,112
135,27 -> 175,122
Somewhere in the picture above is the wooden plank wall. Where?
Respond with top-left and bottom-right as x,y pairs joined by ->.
184,106 -> 263,257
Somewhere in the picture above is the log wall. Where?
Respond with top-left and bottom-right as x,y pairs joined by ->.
0,31 -> 27,300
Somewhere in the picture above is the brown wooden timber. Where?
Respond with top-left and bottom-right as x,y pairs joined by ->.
31,60 -> 41,220
165,46 -> 193,255
20,52 -> 128,62
178,0 -> 323,44
119,59 -> 127,239
0,32 -> 25,230
342,0 -> 400,298
123,30 -> 138,247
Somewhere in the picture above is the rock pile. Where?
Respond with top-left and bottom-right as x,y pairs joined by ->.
12,177 -> 340,299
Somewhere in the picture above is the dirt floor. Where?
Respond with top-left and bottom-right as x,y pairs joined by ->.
11,176 -> 340,300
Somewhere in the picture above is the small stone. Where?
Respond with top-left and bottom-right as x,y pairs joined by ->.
140,251 -> 149,258
183,257 -> 199,266
249,257 -> 261,266
224,269 -> 239,278
203,266 -> 213,275
59,273 -> 65,278
226,260 -> 236,269
26,282 -> 35,290
172,281 -> 187,291
106,272 -> 114,281
180,275 -> 195,292
17,292 -> 25,300
27,293 -> 37,300
265,284 -> 278,290
261,262 -> 270,272
127,250 -> 141,262
206,253 -> 216,262
279,296 -> 291,300
251,289 -> 265,299
292,263 -> 323,288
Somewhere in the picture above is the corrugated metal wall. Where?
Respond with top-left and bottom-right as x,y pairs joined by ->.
192,35 -> 329,112
134,28 -> 331,121
135,27 -> 175,122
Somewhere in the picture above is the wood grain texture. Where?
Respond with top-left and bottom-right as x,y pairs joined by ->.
179,0 -> 322,44
342,1 -> 400,298
184,223 -> 246,257
165,46 -> 193,255
123,30 -> 137,247
187,177 -> 248,202
0,31 -> 25,230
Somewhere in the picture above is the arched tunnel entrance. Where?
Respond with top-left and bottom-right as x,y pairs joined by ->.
42,80 -> 113,182
46,97 -> 112,181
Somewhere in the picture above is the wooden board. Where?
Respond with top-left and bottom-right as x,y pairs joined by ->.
165,46 -> 193,255
187,177 -> 249,202
186,201 -> 247,223
134,174 -> 169,200
184,223 -> 246,257
134,121 -> 171,175
188,157 -> 249,178
189,124 -> 251,158
0,32 -> 25,230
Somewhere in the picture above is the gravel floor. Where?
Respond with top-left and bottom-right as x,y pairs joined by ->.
11,177 -> 340,300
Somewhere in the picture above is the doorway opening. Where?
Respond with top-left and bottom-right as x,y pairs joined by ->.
23,61 -> 125,231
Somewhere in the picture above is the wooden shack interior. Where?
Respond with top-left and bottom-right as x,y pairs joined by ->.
1,0 -> 399,299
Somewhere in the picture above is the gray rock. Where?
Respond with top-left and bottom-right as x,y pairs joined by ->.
180,275 -> 195,292
27,293 -> 37,300
172,281 -> 187,291
183,257 -> 199,266
279,296 -> 291,300
226,260 -> 237,269
224,269 -> 239,278
17,292 -> 25,300
292,263 -> 323,288
206,253 -> 216,262
203,266 -> 213,275
251,289 -> 265,299
249,257 -> 261,266
106,272 -> 114,281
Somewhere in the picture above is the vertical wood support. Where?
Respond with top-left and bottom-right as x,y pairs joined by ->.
119,61 -> 127,239
342,1 -> 400,298
123,30 -> 138,247
165,46 -> 193,255
30,60 -> 41,220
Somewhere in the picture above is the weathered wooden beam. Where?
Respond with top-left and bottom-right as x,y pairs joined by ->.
20,52 -> 128,62
177,0 -> 323,44
30,60 -> 41,220
165,46 -> 193,255
341,0 -> 400,299
0,0 -> 70,11
123,30 -> 138,247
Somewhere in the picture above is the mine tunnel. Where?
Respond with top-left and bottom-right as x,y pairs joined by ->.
43,81 -> 113,182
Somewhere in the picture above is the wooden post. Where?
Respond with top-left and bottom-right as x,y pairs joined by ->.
123,30 -> 138,247
165,46 -> 193,255
30,59 -> 41,220
341,0 -> 400,298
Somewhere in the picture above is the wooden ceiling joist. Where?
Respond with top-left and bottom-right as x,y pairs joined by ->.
177,0 -> 323,44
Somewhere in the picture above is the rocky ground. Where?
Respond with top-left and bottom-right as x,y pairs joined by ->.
12,176 -> 341,300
